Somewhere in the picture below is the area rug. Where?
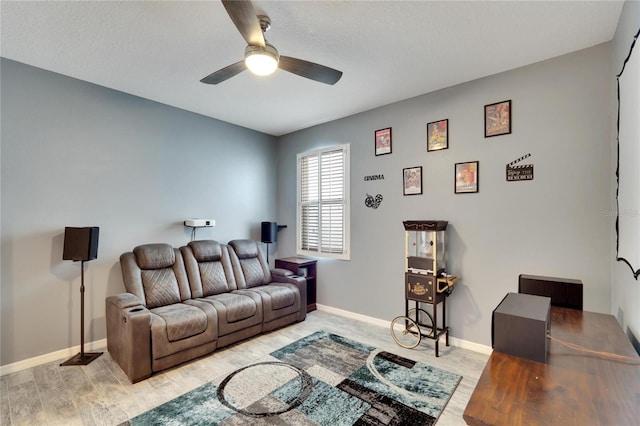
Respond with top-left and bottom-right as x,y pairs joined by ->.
123,330 -> 461,425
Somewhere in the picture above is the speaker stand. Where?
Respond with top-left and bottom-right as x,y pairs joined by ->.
61,260 -> 102,366
265,242 -> 271,263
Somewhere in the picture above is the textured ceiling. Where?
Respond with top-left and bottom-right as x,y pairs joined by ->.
1,1 -> 624,136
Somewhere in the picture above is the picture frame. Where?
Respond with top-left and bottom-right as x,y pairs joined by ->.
375,127 -> 392,156
403,166 -> 422,195
485,100 -> 511,137
427,119 -> 448,152
455,161 -> 479,194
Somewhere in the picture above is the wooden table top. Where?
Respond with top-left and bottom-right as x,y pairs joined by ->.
275,257 -> 317,266
463,306 -> 640,426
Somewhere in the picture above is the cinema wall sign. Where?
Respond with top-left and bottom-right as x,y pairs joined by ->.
364,174 -> 384,181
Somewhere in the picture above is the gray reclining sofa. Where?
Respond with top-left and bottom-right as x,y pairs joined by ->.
106,239 -> 306,383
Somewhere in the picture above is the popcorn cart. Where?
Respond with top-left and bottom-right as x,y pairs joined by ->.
390,220 -> 458,356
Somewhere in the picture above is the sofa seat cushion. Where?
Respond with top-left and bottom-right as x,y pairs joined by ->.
252,285 -> 296,310
149,301 -> 218,360
150,303 -> 207,342
208,293 -> 257,323
197,291 -> 263,337
239,283 -> 301,324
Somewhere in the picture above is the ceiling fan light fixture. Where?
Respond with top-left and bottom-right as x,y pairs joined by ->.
244,44 -> 279,76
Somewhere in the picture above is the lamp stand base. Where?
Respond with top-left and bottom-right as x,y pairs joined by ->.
60,351 -> 103,366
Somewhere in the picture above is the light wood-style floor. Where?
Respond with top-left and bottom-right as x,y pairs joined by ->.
0,309 -> 489,425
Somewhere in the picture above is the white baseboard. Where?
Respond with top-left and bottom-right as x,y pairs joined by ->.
2,305 -> 492,376
316,304 -> 392,329
316,304 -> 492,355
448,336 -> 493,355
0,339 -> 107,376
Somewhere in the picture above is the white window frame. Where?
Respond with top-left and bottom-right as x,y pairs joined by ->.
296,144 -> 350,260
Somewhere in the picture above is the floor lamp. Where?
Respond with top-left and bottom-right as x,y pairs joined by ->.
60,226 -> 103,366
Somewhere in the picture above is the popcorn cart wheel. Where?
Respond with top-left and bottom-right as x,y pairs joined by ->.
390,308 -> 434,349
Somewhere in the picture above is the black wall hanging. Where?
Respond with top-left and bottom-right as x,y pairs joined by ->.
365,193 -> 383,209
506,153 -> 534,182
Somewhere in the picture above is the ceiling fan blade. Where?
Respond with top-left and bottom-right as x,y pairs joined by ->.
279,56 -> 343,85
221,0 -> 265,47
200,61 -> 247,84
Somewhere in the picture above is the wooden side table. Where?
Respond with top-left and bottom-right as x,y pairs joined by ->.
274,257 -> 317,312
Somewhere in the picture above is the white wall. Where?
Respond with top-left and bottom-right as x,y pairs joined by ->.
276,44 -> 612,346
0,59 -> 277,366
611,0 -> 640,350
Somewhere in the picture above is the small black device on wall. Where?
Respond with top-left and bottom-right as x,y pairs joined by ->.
63,227 -> 99,261
61,226 -> 102,366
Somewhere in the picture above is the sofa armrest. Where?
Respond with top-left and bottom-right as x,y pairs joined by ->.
271,268 -> 294,278
106,293 -> 152,383
270,275 -> 307,321
108,292 -> 144,310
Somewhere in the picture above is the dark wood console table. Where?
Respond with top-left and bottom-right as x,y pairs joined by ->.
463,307 -> 640,426
275,257 -> 317,312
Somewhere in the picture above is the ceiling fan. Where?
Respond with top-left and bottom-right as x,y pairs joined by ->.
200,0 -> 343,85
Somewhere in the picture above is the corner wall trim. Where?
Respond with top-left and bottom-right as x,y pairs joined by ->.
0,339 -> 107,376
316,303 -> 493,355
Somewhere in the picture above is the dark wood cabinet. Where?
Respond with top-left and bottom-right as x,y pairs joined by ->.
275,257 -> 317,312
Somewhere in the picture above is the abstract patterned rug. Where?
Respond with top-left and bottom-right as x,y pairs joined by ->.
123,331 -> 461,425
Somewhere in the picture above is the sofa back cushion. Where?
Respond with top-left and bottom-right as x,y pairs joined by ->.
120,243 -> 190,309
134,244 -> 175,269
141,269 -> 181,308
189,240 -> 222,262
199,262 -> 231,295
228,239 -> 271,289
238,258 -> 266,288
181,240 -> 237,298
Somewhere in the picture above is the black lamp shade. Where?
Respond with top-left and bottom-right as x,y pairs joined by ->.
261,222 -> 278,243
63,227 -> 99,261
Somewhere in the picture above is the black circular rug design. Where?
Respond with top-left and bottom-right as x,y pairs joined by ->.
216,361 -> 314,418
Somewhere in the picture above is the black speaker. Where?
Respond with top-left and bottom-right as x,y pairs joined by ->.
518,274 -> 583,310
261,222 -> 278,243
63,227 -> 99,261
492,293 -> 550,363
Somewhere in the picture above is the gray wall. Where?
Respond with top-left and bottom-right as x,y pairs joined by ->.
611,0 -> 640,348
0,58 -> 277,365
276,43 -> 612,346
0,31 -> 621,365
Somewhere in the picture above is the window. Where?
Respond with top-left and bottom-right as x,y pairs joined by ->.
297,144 -> 350,260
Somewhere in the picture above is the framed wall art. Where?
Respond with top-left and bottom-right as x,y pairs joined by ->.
375,127 -> 392,156
403,166 -> 422,195
485,100 -> 511,137
455,161 -> 479,194
427,119 -> 448,152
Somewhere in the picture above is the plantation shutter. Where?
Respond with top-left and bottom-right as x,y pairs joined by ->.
298,145 -> 350,259
300,155 -> 319,251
